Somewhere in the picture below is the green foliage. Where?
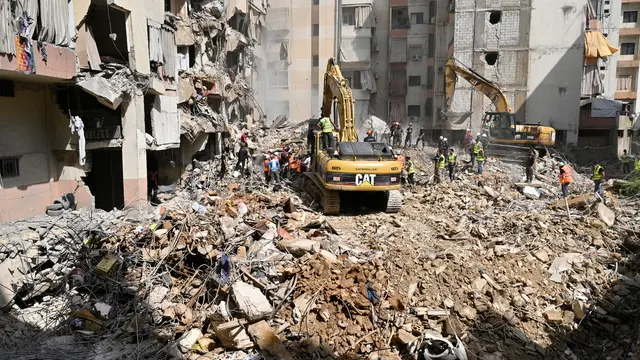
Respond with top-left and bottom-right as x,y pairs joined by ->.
621,174 -> 640,196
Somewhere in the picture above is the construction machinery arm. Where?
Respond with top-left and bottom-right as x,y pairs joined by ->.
320,58 -> 358,142
445,58 -> 512,113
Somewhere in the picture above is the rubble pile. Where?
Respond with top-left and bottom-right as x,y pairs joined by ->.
1,142 -> 640,360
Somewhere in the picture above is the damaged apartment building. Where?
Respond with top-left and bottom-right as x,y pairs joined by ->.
0,0 -> 266,223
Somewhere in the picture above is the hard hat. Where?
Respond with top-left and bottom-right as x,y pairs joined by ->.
443,138 -> 448,141
466,128 -> 470,132
559,161 -> 566,167
367,129 -> 373,135
439,136 -> 443,140
482,133 -> 487,137
476,133 -> 481,136
409,122 -> 413,126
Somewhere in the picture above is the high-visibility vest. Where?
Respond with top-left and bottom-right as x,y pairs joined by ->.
559,165 -> 573,184
406,160 -> 416,174
476,150 -> 485,162
289,158 -> 297,169
636,159 -> 640,171
592,165 -> 604,181
437,155 -> 446,169
448,154 -> 457,164
295,160 -> 302,172
263,159 -> 269,172
473,141 -> 483,155
319,117 -> 333,133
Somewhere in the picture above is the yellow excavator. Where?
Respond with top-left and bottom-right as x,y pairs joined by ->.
445,57 -> 556,158
303,58 -> 403,215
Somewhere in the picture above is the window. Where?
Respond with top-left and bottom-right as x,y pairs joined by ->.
391,7 -> 410,29
624,11 -> 638,23
344,71 -> 362,89
429,1 -> 437,21
0,80 -> 15,97
342,7 -> 355,25
0,157 -> 20,178
408,105 -> 421,117
410,12 -> 424,24
313,0 -> 319,4
313,55 -> 319,67
164,0 -> 170,12
408,76 -> 421,86
312,24 -> 319,36
269,70 -> 289,89
621,42 -> 636,55
426,66 -> 434,89
409,45 -> 422,59
425,98 -> 433,116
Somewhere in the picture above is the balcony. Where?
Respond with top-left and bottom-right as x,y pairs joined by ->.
619,27 -> 640,36
622,0 -> 640,3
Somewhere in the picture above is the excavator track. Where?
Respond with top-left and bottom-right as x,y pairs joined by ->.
485,143 -> 546,165
303,173 -> 340,215
384,190 -> 403,213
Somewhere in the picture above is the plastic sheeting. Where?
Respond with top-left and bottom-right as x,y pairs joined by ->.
590,98 -> 623,118
360,69 -> 377,93
148,22 -> 163,63
340,37 -> 370,63
152,95 -> 180,148
0,0 -> 16,55
584,30 -> 618,58
38,0 -> 70,46
581,64 -> 603,97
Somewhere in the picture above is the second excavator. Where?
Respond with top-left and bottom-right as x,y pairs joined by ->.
303,58 -> 403,215
445,57 -> 556,160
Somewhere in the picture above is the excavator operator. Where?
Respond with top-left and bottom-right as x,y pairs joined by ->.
318,116 -> 335,150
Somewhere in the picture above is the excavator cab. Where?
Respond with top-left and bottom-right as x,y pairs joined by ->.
482,112 -> 517,140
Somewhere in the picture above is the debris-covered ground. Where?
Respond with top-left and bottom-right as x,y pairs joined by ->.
1,134 -> 640,360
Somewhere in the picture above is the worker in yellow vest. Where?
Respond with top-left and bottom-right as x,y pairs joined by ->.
476,148 -> 485,175
592,163 -> 605,196
472,136 -> 483,167
405,156 -> 416,185
620,149 -> 633,175
435,150 -> 446,183
317,117 -> 334,150
447,148 -> 457,181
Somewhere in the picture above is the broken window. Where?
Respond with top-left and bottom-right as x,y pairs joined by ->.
344,71 -> 362,89
10,0 -> 71,47
621,43 -> 636,55
411,13 -> 424,24
343,7 -> 356,25
408,76 -> 421,86
408,105 -> 421,117
84,4 -> 130,66
391,7 -> 410,29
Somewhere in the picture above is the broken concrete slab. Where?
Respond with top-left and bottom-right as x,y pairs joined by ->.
147,78 -> 166,95
178,328 -> 202,353
214,319 -> 253,349
232,281 -> 273,321
523,186 -> 541,199
77,77 -> 123,110
395,328 -> 418,345
247,320 -> 293,359
277,238 -> 321,257
543,309 -> 563,324
597,203 -> 615,227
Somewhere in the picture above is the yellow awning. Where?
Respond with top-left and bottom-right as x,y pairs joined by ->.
585,30 -> 619,58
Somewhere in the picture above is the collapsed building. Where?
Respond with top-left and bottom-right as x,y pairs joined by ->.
0,0 -> 267,223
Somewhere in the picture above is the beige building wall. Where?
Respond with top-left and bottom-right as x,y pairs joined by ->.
617,1 -> 640,112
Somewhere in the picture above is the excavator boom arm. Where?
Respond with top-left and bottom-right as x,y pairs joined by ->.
445,58 -> 512,113
320,58 -> 358,142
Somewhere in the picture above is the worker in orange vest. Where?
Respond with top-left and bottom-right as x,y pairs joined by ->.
288,156 -> 300,179
263,152 -> 272,183
558,161 -> 573,198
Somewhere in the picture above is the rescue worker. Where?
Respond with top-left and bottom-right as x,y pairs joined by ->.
263,153 -> 272,183
476,148 -> 485,175
525,148 -> 537,183
235,142 -> 249,173
363,129 -> 376,142
558,161 -> 573,199
592,163 -> 605,196
441,138 -> 449,156
464,128 -> 473,147
620,149 -> 634,175
394,127 -> 403,147
480,133 -> 489,149
317,116 -> 334,150
472,135 -> 483,167
389,123 -> 397,144
404,123 -> 413,148
447,148 -> 457,181
415,127 -> 427,148
280,148 -> 290,178
240,129 -> 249,144
405,156 -> 416,184
437,136 -> 444,150
269,154 -> 281,184
435,150 -> 446,183
287,155 -> 298,180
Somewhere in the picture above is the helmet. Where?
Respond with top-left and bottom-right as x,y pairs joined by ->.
367,129 -> 373,135
409,122 -> 413,126
559,161 -> 566,167
466,128 -> 470,132
482,134 -> 487,137
443,138 -> 448,142
439,136 -> 444,140
476,133 -> 481,137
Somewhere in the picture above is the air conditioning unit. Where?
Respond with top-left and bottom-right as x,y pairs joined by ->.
412,54 -> 421,61
437,66 -> 445,74
372,45 -> 380,52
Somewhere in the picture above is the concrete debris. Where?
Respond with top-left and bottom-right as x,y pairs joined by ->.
232,281 -> 273,321
77,76 -> 123,110
597,202 -> 615,226
522,186 -> 541,199
247,320 -> 293,359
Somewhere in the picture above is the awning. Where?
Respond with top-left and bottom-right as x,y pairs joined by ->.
580,98 -> 624,118
584,30 -> 618,58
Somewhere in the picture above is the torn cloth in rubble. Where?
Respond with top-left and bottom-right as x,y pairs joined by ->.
70,116 -> 86,166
